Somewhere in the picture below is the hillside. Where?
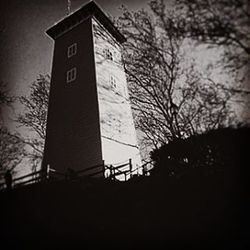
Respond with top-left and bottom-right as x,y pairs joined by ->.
1,168 -> 249,249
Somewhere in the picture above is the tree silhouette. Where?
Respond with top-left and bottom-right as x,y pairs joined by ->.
0,82 -> 13,116
117,0 -> 236,148
176,0 -> 250,74
0,82 -> 25,176
16,74 -> 50,169
151,126 -> 250,180
0,126 -> 25,173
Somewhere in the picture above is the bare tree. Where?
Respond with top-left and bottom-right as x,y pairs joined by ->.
176,0 -> 250,74
0,126 -> 25,173
0,82 -> 25,175
117,0 -> 236,149
16,74 -> 50,168
0,82 -> 13,118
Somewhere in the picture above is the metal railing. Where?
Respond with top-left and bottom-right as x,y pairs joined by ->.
0,159 -> 152,191
0,169 -> 46,190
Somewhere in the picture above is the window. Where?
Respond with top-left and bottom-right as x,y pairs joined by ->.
123,86 -> 128,98
104,48 -> 113,61
110,75 -> 117,89
67,43 -> 77,58
67,67 -> 77,83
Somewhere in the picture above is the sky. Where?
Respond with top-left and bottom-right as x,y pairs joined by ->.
1,0 -> 249,177
0,0 -> 152,176
1,0 -> 148,98
2,0 -> 247,124
1,0 -> 249,126
0,0 -> 157,137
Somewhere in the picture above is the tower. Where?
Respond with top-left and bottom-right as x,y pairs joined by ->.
43,1 -> 141,180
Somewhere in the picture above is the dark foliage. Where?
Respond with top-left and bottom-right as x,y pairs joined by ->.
151,126 -> 250,183
1,167 -> 249,249
1,127 -> 249,249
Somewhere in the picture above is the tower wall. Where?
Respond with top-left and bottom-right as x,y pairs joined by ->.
44,2 -> 142,179
92,19 -> 142,178
43,18 -> 103,173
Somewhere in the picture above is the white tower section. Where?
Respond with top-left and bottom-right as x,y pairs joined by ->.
92,19 -> 142,179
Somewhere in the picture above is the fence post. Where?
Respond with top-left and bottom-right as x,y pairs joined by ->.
46,164 -> 50,179
129,158 -> 132,179
102,160 -> 105,178
110,165 -> 113,180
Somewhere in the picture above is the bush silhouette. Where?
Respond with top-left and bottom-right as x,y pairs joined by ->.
151,126 -> 250,183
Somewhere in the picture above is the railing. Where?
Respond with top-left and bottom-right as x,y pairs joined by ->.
0,169 -> 46,190
75,163 -> 104,177
104,159 -> 152,181
0,159 -> 152,191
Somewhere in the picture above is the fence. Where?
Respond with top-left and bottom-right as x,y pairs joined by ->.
0,159 -> 152,191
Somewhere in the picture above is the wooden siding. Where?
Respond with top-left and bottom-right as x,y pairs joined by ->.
43,18 -> 103,174
92,18 -> 142,178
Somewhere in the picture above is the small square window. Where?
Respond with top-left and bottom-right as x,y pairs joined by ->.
104,49 -> 113,61
110,75 -> 117,89
67,67 -> 77,83
123,86 -> 128,97
68,43 -> 77,58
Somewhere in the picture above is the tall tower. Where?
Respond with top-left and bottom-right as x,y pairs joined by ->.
43,1 -> 141,179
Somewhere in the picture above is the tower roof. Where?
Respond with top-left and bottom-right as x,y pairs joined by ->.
46,1 -> 126,44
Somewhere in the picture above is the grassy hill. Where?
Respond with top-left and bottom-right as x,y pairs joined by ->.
1,169 -> 249,249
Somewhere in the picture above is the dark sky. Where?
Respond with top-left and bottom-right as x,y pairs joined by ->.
1,0 -> 248,125
0,0 -> 148,97
1,0 -> 249,177
0,0 -> 152,175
